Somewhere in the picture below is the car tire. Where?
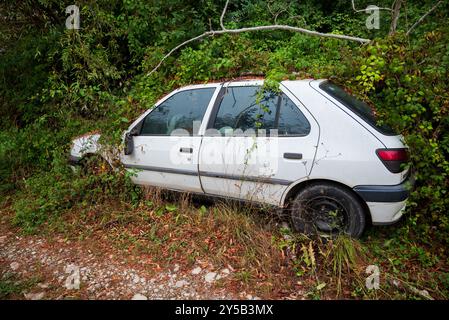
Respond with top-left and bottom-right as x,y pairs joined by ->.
289,182 -> 366,238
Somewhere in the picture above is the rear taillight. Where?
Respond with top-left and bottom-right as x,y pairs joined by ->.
376,148 -> 409,173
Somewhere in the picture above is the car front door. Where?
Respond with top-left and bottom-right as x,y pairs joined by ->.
121,84 -> 220,193
198,81 -> 319,205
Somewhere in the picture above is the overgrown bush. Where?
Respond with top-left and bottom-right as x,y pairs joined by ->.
340,30 -> 449,241
12,153 -> 141,233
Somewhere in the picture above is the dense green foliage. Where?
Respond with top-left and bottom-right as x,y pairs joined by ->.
1,0 -> 448,246
349,34 -> 449,240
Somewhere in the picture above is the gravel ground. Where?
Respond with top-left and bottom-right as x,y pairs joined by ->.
0,224 -> 261,300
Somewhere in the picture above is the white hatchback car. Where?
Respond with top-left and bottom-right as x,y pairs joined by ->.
69,79 -> 412,238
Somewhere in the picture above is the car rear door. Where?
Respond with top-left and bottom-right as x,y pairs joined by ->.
198,81 -> 320,205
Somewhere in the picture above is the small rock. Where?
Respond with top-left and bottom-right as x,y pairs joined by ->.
246,294 -> 253,300
24,292 -> 45,300
220,268 -> 230,277
173,264 -> 180,272
175,280 -> 189,288
205,272 -> 217,283
37,283 -> 50,289
10,262 -> 19,271
417,289 -> 433,300
133,275 -> 140,284
131,293 -> 148,300
191,267 -> 202,275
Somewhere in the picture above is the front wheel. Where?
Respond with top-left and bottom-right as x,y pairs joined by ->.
289,182 -> 366,238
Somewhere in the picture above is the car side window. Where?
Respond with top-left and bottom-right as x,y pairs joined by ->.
211,86 -> 310,136
140,88 -> 215,136
277,94 -> 311,136
212,86 -> 278,135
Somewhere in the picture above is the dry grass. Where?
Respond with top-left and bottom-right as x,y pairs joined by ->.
10,185 -> 446,300
54,187 -> 296,297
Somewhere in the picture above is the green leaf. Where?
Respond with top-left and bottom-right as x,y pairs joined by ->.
165,204 -> 177,212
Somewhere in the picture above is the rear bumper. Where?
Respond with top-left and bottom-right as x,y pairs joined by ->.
353,174 -> 413,203
353,173 -> 414,224
367,200 -> 407,225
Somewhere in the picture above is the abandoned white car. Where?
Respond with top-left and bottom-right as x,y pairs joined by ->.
69,79 -> 412,238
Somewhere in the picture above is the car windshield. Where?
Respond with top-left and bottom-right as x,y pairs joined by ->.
319,81 -> 396,135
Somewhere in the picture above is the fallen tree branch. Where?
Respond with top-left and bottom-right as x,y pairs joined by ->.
146,25 -> 370,76
146,0 -> 371,77
406,1 -> 443,36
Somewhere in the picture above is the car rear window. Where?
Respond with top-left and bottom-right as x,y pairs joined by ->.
319,81 -> 396,135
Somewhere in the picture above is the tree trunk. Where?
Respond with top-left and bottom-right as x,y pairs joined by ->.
389,0 -> 403,35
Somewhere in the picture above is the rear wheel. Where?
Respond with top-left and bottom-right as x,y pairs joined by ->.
289,182 -> 366,238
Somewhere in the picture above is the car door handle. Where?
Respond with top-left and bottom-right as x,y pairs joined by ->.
284,153 -> 302,160
180,147 -> 193,153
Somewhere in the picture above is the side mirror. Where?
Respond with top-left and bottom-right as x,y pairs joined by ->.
124,132 -> 134,155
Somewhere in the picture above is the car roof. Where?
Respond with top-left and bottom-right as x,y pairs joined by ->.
180,78 -> 318,89
155,79 -> 324,104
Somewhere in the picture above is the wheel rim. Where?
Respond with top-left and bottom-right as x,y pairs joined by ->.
297,196 -> 349,234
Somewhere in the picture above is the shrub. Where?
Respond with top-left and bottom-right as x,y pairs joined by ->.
342,29 -> 449,241
12,153 -> 141,233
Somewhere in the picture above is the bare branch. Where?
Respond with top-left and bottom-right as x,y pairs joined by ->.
351,0 -> 392,12
146,1 -> 371,77
406,1 -> 443,36
215,25 -> 370,42
267,0 -> 290,25
220,0 -> 230,30
289,15 -> 308,26
146,31 -> 215,77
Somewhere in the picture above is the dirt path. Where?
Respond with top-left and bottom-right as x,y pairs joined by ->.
0,218 -> 260,300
